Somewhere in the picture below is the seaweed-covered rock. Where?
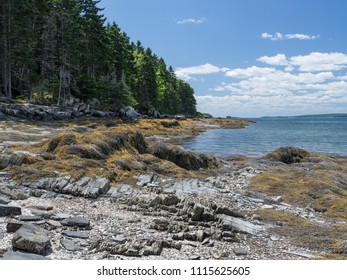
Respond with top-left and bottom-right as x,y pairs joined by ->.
263,147 -> 310,164
151,143 -> 218,170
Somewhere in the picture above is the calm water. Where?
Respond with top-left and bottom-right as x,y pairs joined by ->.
182,115 -> 347,158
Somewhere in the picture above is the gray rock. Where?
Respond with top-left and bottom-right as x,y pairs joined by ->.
219,214 -> 264,235
216,206 -> 244,218
150,241 -> 163,255
6,221 -> 24,233
113,235 -> 127,244
0,205 -> 22,217
83,178 -> 110,198
190,254 -> 201,260
46,220 -> 62,228
162,195 -> 180,206
19,215 -> 43,222
196,230 -> 206,242
60,239 -> 80,251
2,250 -> 49,260
149,196 -> 163,206
61,216 -> 90,227
190,203 -> 205,221
151,219 -> 169,231
51,213 -> 73,220
12,223 -> 51,255
0,195 -> 11,205
0,232 -> 4,239
234,248 -> 248,256
62,230 -> 89,239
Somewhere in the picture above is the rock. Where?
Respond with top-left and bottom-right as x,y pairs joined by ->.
190,254 -> 201,260
6,221 -> 24,233
19,215 -> 44,222
219,214 -> 264,235
60,239 -> 80,251
0,186 -> 29,200
263,147 -> 309,164
83,178 -> 110,198
162,195 -> 180,206
51,213 -> 73,220
150,241 -> 163,255
216,206 -> 244,218
0,195 -> 11,205
151,143 -> 219,170
161,121 -> 180,128
190,203 -> 205,221
196,230 -> 206,242
46,220 -> 62,228
2,250 -> 49,260
61,217 -> 90,227
62,230 -> 89,239
151,219 -> 169,231
234,248 -> 248,256
113,235 -> 127,244
118,106 -> 141,120
0,205 -> 22,217
12,223 -> 51,255
0,232 -> 4,239
149,196 -> 163,206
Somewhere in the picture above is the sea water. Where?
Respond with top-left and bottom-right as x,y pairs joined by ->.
181,115 -> 347,158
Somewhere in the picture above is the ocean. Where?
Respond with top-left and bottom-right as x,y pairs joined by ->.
181,114 -> 347,158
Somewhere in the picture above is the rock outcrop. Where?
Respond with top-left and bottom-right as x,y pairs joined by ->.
262,147 -> 310,164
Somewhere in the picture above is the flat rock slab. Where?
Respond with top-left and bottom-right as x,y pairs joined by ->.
51,213 -> 73,220
27,205 -> 54,211
2,250 -> 49,260
60,239 -> 80,251
61,217 -> 90,227
62,230 -> 89,239
220,214 -> 265,235
0,205 -> 22,217
19,215 -> 44,222
12,223 -> 51,255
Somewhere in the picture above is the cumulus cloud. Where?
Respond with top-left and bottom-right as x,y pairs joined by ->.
176,17 -> 207,24
290,52 -> 347,71
176,52 -> 347,117
175,63 -> 228,80
261,32 -> 319,41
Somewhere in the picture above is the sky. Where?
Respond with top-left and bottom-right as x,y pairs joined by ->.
99,0 -> 347,117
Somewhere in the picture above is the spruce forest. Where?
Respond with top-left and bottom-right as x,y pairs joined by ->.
0,0 -> 197,116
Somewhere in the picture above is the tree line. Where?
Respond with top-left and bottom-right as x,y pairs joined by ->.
0,0 -> 197,116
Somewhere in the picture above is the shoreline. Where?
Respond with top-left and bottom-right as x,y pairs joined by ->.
1,118 -> 347,260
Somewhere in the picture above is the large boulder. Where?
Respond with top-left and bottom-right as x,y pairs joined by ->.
151,143 -> 219,170
262,147 -> 310,164
12,223 -> 51,255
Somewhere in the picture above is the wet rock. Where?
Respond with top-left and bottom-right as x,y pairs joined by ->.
0,205 -> 22,217
62,230 -> 89,239
60,239 -> 80,251
61,217 -> 90,227
2,250 -> 49,260
12,223 -> 51,255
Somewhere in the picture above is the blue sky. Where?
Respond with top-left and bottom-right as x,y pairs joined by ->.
99,0 -> 347,117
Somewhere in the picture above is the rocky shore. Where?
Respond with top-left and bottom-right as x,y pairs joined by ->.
0,118 -> 346,260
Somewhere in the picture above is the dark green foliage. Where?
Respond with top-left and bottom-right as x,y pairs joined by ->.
0,0 -> 197,115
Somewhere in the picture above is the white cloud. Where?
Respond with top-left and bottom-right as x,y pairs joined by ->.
225,66 -> 276,78
175,63 -> 228,80
176,52 -> 347,117
176,17 -> 207,24
261,32 -> 319,41
257,54 -> 288,66
290,52 -> 347,72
